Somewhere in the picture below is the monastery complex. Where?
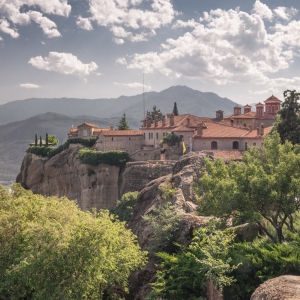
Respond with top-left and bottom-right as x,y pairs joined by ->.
68,95 -> 281,160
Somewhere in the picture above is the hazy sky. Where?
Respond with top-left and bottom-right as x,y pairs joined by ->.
0,0 -> 300,105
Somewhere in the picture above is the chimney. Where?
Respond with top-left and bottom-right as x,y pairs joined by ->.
170,113 -> 174,126
216,110 -> 224,121
162,115 -> 166,126
109,124 -> 114,131
244,104 -> 252,114
187,117 -> 190,127
147,116 -> 152,128
154,114 -> 158,127
234,106 -> 241,115
260,123 -> 264,135
197,123 -> 203,136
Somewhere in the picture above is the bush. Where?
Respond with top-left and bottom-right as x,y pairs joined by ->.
109,191 -> 138,222
26,138 -> 97,158
162,133 -> 180,146
78,149 -> 130,167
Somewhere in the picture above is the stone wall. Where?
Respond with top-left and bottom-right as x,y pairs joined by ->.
77,125 -> 94,138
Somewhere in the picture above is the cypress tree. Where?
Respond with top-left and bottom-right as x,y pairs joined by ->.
117,113 -> 131,130
46,133 -> 48,147
172,102 -> 179,116
35,134 -> 38,147
39,136 -> 42,147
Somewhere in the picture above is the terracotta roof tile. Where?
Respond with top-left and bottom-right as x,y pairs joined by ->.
77,122 -> 98,128
264,95 -> 282,103
100,130 -> 143,137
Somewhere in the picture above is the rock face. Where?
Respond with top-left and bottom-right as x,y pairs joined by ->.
127,152 -> 212,299
16,145 -> 175,211
251,275 -> 300,300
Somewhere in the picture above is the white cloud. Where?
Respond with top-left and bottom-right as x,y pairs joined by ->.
86,0 -> 176,43
274,7 -> 298,21
116,57 -> 127,65
27,11 -> 61,38
113,38 -> 125,44
20,83 -> 41,89
0,18 -> 19,38
127,5 -> 300,92
113,81 -> 151,90
0,0 -> 71,38
252,0 -> 273,20
28,52 -> 98,77
76,16 -> 93,31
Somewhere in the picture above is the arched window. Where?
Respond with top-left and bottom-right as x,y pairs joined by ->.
83,129 -> 87,137
211,141 -> 218,150
233,141 -> 239,149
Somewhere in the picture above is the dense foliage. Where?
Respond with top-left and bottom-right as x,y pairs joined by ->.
162,133 -> 180,146
27,138 -> 97,158
0,184 -> 147,300
198,132 -> 300,243
117,113 -> 131,130
109,191 -> 138,222
149,224 -> 238,299
276,90 -> 300,144
78,149 -> 130,167
48,134 -> 59,146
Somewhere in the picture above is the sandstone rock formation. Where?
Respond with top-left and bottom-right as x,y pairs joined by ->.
251,275 -> 300,300
16,145 -> 174,211
127,152 -> 212,299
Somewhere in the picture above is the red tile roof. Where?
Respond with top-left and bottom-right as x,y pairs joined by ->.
264,95 -> 282,103
77,122 -> 99,128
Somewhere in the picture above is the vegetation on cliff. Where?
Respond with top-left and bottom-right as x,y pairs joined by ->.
0,185 -> 147,299
78,149 -> 130,167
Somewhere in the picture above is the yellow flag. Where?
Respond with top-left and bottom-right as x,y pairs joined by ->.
182,141 -> 186,154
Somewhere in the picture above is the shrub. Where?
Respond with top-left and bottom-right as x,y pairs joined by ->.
162,133 -> 180,146
77,149 -> 130,167
109,191 -> 139,223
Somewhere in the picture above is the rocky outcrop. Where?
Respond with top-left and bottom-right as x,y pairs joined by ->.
16,145 -> 175,211
127,152 -> 212,299
251,275 -> 300,300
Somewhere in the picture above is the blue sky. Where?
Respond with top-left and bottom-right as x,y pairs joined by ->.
0,0 -> 300,105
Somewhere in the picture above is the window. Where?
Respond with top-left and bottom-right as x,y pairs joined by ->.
156,133 -> 158,140
151,133 -> 153,139
233,141 -> 239,149
253,142 -> 256,146
180,135 -> 184,141
163,132 -> 166,137
149,133 -> 150,139
112,137 -> 113,141
83,129 -> 87,137
245,142 -> 248,150
211,141 -> 218,150
143,133 -> 145,139
129,137 -> 131,140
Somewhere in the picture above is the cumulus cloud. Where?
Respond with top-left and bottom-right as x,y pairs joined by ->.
76,16 -> 93,31
28,52 -> 98,77
0,18 -> 19,38
116,57 -> 127,65
0,0 -> 71,38
83,0 -> 176,43
20,83 -> 41,89
114,81 -> 151,90
127,3 -> 300,92
273,7 -> 298,20
252,0 -> 273,20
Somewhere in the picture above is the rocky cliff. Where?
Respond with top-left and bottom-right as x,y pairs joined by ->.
16,145 -> 173,210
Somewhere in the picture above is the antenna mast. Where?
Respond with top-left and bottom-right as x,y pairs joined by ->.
143,73 -> 145,118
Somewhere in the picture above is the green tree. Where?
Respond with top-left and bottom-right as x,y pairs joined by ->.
46,133 -> 48,147
149,223 -> 238,300
0,184 -> 147,299
35,133 -> 38,146
48,134 -> 59,146
276,89 -> 300,144
198,132 -> 300,243
109,191 -> 138,222
162,133 -> 180,146
172,102 -> 179,116
117,113 -> 131,130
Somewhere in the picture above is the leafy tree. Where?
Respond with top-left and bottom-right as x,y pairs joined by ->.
46,133 -> 48,147
149,223 -> 238,300
109,191 -> 138,222
35,133 -> 38,146
39,135 -> 42,147
162,133 -> 180,146
198,132 -> 300,243
172,102 -> 179,116
0,184 -> 147,299
48,134 -> 59,146
143,202 -> 180,256
276,90 -> 300,144
117,113 -> 131,130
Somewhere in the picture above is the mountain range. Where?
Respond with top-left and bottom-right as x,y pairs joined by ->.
0,85 -> 239,182
0,85 -> 238,125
